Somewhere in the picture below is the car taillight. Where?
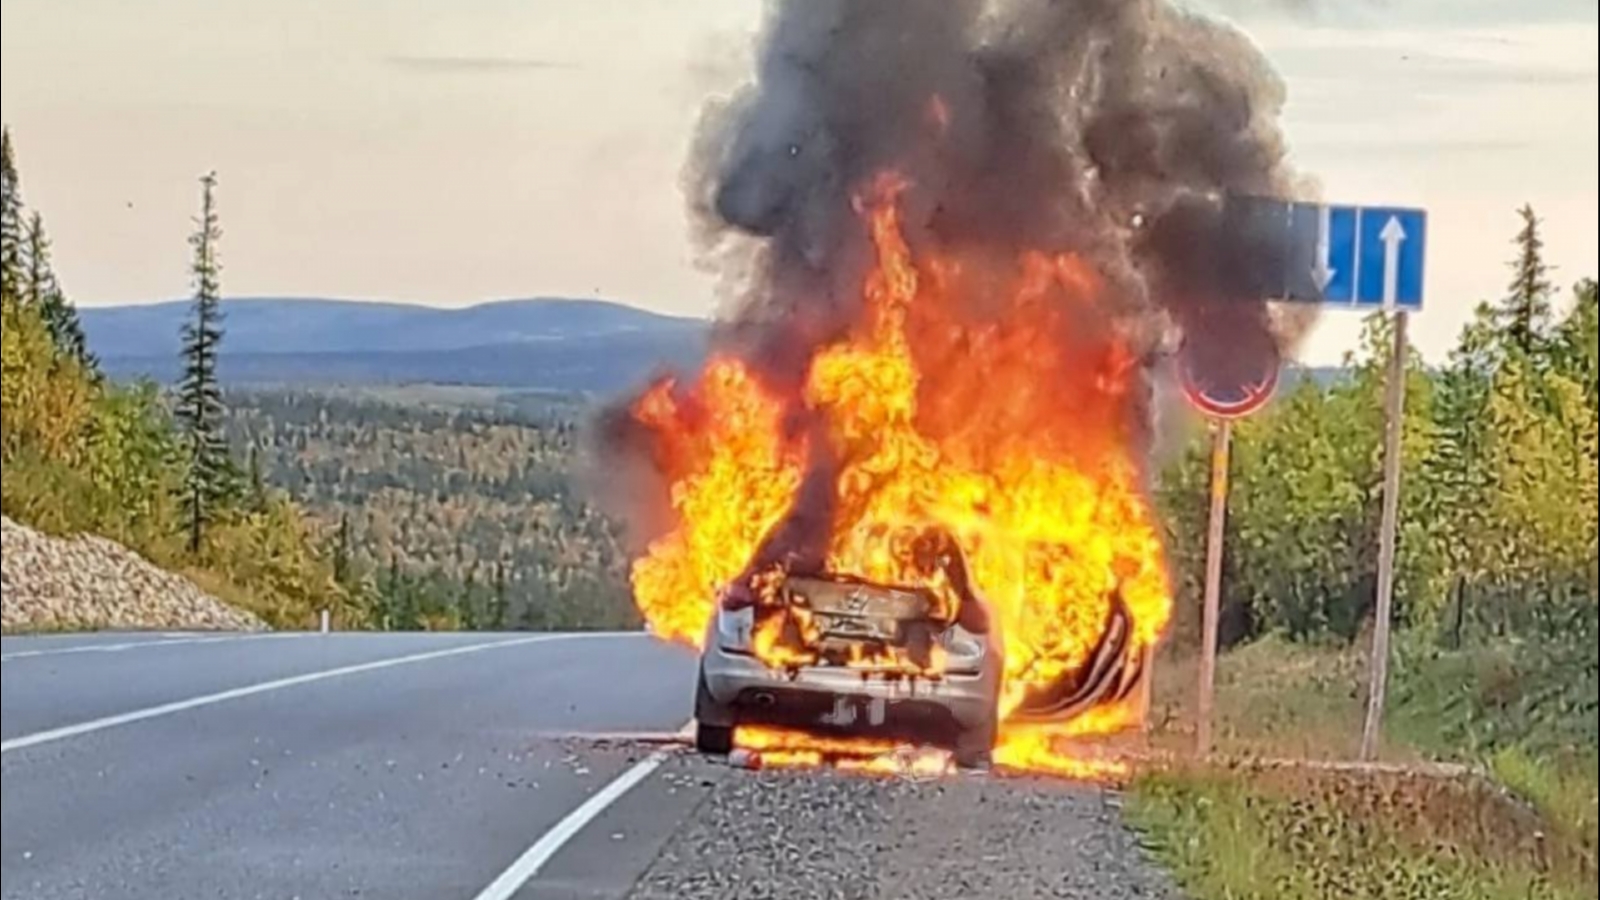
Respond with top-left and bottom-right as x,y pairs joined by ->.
716,604 -> 756,653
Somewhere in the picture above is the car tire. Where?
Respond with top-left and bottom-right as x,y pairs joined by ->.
696,721 -> 736,756
693,669 -> 736,756
954,715 -> 998,771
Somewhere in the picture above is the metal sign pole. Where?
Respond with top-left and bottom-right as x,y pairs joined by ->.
1360,310 -> 1410,761
1211,194 -> 1425,762
1196,417 -> 1233,757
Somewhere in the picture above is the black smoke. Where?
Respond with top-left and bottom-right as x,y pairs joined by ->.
595,0 -> 1315,565
687,0 -> 1311,388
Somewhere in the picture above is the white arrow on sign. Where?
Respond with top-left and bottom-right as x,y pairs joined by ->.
1313,204 -> 1337,293
1380,216 -> 1407,312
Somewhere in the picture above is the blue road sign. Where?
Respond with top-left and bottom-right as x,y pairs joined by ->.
1356,207 -> 1427,310
1233,196 -> 1427,311
1284,202 -> 1359,304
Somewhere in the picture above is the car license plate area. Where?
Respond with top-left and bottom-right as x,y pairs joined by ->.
817,693 -> 886,728
817,612 -> 900,644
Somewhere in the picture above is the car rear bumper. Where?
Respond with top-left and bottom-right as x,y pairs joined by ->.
698,642 -> 999,737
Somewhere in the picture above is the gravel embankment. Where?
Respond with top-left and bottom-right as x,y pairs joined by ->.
1,516 -> 266,633
628,760 -> 1181,900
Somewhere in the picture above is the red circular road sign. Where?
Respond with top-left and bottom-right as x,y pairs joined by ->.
1179,343 -> 1282,420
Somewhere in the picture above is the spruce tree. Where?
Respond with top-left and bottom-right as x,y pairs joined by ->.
1505,205 -> 1554,355
177,172 -> 230,554
2,127 -> 23,303
24,212 -> 94,368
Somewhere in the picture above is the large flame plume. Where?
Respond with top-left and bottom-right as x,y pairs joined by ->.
632,176 -> 1170,723
598,0 -> 1308,775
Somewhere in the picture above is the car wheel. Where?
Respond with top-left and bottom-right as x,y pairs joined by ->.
954,715 -> 997,771
694,669 -> 736,756
696,721 -> 736,756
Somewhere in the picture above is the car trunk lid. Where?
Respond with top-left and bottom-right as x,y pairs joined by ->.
782,577 -> 945,670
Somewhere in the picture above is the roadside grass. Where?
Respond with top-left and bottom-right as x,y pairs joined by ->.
1486,747 -> 1599,862
1385,640 -> 1598,859
1133,636 -> 1597,899
1128,770 -> 1588,900
1148,636 -> 1372,762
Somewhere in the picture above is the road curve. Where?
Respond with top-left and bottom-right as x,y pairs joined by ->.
1,632 -> 696,900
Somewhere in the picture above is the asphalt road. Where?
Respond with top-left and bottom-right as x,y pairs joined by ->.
1,632 -> 698,900
1,632 -> 1178,900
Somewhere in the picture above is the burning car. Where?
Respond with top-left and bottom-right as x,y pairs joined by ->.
604,0 -> 1301,777
693,529 -> 1002,769
618,182 -> 1178,774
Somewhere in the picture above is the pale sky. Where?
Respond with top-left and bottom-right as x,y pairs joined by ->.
3,0 -> 1596,365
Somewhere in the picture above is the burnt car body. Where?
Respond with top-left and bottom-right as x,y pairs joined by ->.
692,521 -> 1154,768
693,535 -> 1003,768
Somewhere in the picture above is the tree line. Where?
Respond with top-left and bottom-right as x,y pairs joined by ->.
2,127 -> 358,629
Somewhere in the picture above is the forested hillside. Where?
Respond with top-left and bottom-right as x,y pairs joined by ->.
224,389 -> 638,632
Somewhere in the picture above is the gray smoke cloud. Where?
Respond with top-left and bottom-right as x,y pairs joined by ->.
687,0 -> 1312,391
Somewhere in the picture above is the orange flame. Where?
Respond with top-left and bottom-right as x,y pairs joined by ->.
735,727 -> 955,779
628,173 -> 1171,777
993,700 -> 1142,782
630,362 -> 805,647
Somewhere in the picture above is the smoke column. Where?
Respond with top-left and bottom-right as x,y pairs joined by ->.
597,0 -> 1314,565
688,0 -> 1309,389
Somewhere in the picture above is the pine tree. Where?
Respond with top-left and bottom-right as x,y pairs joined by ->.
2,126 -> 23,303
23,211 -> 56,308
177,172 -> 230,554
23,212 -> 94,368
1505,205 -> 1554,355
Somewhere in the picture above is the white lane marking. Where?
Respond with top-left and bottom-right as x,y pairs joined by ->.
1,633 -> 645,754
472,724 -> 694,900
0,633 -> 293,663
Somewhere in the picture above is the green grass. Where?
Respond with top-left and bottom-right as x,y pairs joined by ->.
1385,641 -> 1598,857
1149,635 -> 1374,761
1488,747 -> 1599,863
1129,770 -> 1587,900
1135,636 -> 1597,898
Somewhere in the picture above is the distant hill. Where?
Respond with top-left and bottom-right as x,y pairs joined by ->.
81,298 -> 708,394
81,296 -> 1349,396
